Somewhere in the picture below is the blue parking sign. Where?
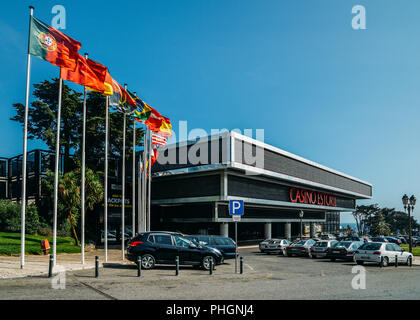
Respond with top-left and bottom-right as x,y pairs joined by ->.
229,200 -> 244,216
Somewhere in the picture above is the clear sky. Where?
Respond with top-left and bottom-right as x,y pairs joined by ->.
1,1 -> 419,223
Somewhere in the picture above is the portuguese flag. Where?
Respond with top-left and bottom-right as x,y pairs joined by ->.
29,16 -> 81,71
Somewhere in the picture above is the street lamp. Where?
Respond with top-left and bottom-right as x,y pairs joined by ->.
402,194 -> 416,253
299,210 -> 304,239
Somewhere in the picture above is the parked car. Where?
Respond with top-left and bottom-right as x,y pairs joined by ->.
310,240 -> 338,258
259,238 -> 279,253
385,236 -> 402,245
354,242 -> 413,267
370,236 -> 389,243
262,239 -> 291,255
285,239 -> 317,257
320,234 -> 336,240
126,231 -> 224,270
327,241 -> 364,261
185,235 -> 237,260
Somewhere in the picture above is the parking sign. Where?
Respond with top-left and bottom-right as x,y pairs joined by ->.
229,200 -> 244,216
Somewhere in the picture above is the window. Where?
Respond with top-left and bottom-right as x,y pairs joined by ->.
359,243 -> 382,251
147,235 -> 155,243
392,244 -> 402,252
154,234 -> 173,246
197,236 -> 210,245
385,244 -> 394,251
214,237 -> 235,246
174,235 -> 193,248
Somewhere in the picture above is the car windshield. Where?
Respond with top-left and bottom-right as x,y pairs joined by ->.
359,243 -> 382,251
334,241 -> 352,248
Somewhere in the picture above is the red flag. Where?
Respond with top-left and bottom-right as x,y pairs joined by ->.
60,54 -> 107,91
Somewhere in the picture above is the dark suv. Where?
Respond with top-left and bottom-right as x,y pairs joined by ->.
126,231 -> 224,270
185,235 -> 237,259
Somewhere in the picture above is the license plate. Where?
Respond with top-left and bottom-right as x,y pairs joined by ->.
333,251 -> 340,254
361,256 -> 369,259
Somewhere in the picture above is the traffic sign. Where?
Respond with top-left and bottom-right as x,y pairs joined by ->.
229,200 -> 244,216
232,215 -> 241,222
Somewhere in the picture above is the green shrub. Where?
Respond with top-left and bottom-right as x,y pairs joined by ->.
0,200 -> 40,235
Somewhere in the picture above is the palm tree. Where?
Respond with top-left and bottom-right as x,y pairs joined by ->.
58,171 -> 81,245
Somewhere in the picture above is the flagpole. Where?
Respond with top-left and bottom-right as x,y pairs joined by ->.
104,96 -> 109,262
81,53 -> 88,265
52,75 -> 63,267
132,117 -> 136,236
137,153 -> 142,233
143,127 -> 148,231
147,129 -> 152,232
121,84 -> 127,260
21,5 -> 34,269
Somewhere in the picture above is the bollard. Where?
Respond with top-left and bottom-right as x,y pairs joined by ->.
409,256 -> 413,267
95,256 -> 99,278
48,255 -> 54,278
240,256 -> 243,274
209,259 -> 213,275
137,256 -> 142,277
395,255 -> 398,268
175,256 -> 179,276
380,256 -> 383,268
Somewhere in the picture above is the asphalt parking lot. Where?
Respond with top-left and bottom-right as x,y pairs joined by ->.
1,247 -> 420,300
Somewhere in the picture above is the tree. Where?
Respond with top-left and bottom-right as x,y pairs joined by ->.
58,171 -> 81,245
11,79 -> 82,172
11,79 -> 145,173
373,213 -> 391,236
353,204 -> 380,235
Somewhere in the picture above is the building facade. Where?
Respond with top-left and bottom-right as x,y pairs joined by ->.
150,131 -> 372,240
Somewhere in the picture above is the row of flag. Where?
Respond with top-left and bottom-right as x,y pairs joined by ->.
29,15 -> 172,145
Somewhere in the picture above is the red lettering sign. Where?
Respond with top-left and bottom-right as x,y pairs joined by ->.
289,187 -> 336,207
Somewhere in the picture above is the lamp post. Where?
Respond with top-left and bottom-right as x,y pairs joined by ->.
402,194 -> 416,253
299,210 -> 304,239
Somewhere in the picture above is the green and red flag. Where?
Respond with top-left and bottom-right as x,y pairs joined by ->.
29,16 -> 81,71
135,104 -> 172,137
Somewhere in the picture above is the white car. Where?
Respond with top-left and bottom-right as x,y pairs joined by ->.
354,242 -> 414,267
310,240 -> 338,258
264,239 -> 291,255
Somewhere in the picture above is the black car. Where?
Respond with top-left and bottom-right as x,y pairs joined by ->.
327,241 -> 364,261
185,235 -> 237,260
126,231 -> 224,270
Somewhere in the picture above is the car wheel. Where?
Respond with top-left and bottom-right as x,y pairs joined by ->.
407,256 -> 412,266
141,254 -> 156,270
202,255 -> 215,270
382,257 -> 389,267
356,260 -> 364,265
312,254 -> 317,259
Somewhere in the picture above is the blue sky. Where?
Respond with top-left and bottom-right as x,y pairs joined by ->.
1,1 -> 419,223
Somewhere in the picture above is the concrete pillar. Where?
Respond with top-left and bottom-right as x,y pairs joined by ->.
264,222 -> 272,239
220,223 -> 229,237
284,222 -> 291,240
310,223 -> 315,238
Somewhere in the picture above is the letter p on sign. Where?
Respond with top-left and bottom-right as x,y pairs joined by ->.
229,200 -> 244,216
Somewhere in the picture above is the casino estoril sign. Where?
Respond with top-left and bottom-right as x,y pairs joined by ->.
290,187 -> 336,207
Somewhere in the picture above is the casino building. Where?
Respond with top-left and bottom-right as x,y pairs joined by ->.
151,131 -> 372,240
